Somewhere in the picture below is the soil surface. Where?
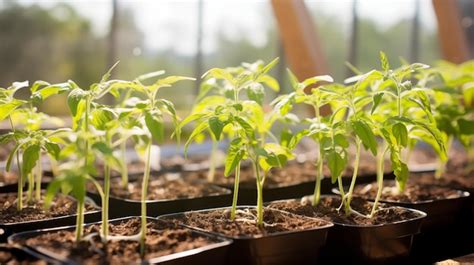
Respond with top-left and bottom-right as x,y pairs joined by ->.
268,196 -> 422,226
0,245 -> 46,265
100,173 -> 229,201
184,157 -> 392,189
19,218 -> 218,264
353,180 -> 465,203
164,207 -> 330,238
0,193 -> 96,224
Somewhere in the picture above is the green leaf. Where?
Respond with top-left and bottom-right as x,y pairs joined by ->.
44,142 -> 60,159
458,119 -> 474,135
334,134 -> 349,148
259,75 -> 279,91
280,129 -> 293,148
22,144 -> 40,178
390,149 -> 409,191
352,120 -> 378,156
379,51 -> 390,72
91,108 -> 114,130
288,129 -> 309,150
301,75 -> 334,88
287,69 -> 299,90
224,138 -> 244,176
0,99 -> 25,121
371,93 -> 383,114
184,121 -> 209,155
234,116 -> 254,138
145,111 -> 164,143
67,88 -> 87,117
260,57 -> 279,76
100,61 -> 120,83
327,149 -> 346,183
156,76 -> 195,87
246,84 -> 264,105
32,82 -> 71,101
392,123 -> 408,147
202,68 -> 234,82
209,116 -> 224,141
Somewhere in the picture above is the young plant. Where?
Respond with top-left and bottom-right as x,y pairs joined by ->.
426,61 -> 474,176
0,81 -> 70,209
315,81 -> 379,216
347,52 -> 447,216
183,59 -> 294,225
108,72 -> 193,255
272,70 -> 334,206
182,59 -> 280,182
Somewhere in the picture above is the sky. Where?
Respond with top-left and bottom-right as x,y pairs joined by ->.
14,0 -> 438,56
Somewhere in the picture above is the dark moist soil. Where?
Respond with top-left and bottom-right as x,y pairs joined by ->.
20,218 -> 217,264
166,207 -> 330,238
183,157 -> 392,189
104,173 -> 229,201
0,193 -> 96,224
268,196 -> 422,226
353,180 -> 465,203
0,245 -> 46,265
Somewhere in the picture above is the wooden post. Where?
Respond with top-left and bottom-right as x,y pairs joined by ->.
271,0 -> 331,115
432,0 -> 470,63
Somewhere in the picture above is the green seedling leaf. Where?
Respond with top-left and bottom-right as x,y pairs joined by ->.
260,57 -> 279,76
392,123 -> 408,147
379,51 -> 390,72
327,149 -> 346,183
145,111 -> 164,143
224,138 -> 244,176
100,61 -> 120,83
202,68 -> 234,82
91,108 -> 114,130
0,99 -> 25,121
259,75 -> 279,91
67,88 -> 88,117
247,84 -> 264,105
371,93 -> 383,114
209,116 -> 224,141
22,144 -> 40,178
352,120 -> 378,156
287,69 -> 300,90
44,142 -> 60,159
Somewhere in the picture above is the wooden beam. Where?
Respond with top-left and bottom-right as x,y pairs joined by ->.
432,0 -> 470,63
271,0 -> 331,115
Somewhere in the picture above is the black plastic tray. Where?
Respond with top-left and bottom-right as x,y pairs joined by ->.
159,206 -> 333,265
9,216 -> 232,265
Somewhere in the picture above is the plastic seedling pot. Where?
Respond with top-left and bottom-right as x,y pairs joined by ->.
267,195 -> 426,265
158,206 -> 334,265
87,175 -> 232,219
8,216 -> 232,265
344,183 -> 471,263
0,192 -> 101,243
